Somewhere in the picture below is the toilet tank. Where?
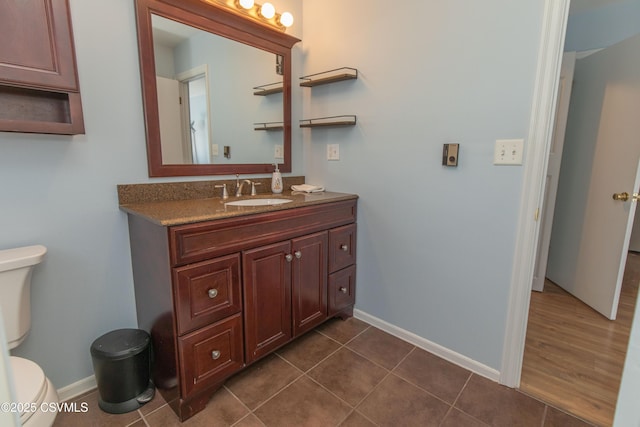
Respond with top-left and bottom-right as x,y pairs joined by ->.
0,246 -> 47,350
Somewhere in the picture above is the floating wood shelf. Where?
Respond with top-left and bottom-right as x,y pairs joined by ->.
254,121 -> 284,131
253,82 -> 283,96
300,115 -> 357,128
299,67 -> 358,87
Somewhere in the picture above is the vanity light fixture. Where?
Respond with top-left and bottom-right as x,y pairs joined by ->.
220,0 -> 293,31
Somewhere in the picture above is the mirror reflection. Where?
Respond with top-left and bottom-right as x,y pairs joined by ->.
151,14 -> 284,165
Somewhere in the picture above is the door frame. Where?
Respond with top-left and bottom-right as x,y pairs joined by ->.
500,0 -> 571,387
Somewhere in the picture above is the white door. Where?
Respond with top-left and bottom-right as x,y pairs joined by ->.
156,76 -> 185,164
628,199 -> 640,252
546,35 -> 640,319
531,52 -> 576,292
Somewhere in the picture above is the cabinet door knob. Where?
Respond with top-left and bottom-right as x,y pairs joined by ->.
340,244 -> 348,252
339,286 -> 348,294
211,350 -> 221,360
208,288 -> 218,299
294,250 -> 302,259
285,254 -> 293,262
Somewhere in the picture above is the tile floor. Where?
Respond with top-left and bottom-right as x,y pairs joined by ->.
54,317 -> 595,427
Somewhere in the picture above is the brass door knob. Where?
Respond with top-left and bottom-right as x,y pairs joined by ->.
613,192 -> 640,202
613,192 -> 630,201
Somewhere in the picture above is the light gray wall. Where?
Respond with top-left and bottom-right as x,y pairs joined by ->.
301,0 -> 543,369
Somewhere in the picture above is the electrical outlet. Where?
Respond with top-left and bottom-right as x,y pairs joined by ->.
274,144 -> 284,159
494,139 -> 524,165
327,144 -> 340,160
211,144 -> 219,156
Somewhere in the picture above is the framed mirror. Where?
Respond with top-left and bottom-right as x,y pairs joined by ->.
135,0 -> 300,177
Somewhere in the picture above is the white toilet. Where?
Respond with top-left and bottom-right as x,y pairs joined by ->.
0,245 -> 58,426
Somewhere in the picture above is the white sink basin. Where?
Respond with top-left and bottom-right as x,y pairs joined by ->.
225,198 -> 293,207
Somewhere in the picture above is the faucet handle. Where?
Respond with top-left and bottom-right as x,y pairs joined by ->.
251,182 -> 262,196
215,184 -> 228,199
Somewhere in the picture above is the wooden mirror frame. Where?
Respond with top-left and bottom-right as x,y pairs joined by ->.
135,0 -> 300,177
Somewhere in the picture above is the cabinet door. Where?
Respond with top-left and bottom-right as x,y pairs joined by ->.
292,232 -> 328,336
243,241 -> 292,363
173,254 -> 242,335
0,0 -> 79,91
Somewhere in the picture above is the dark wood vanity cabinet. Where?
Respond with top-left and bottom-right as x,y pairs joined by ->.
0,0 -> 84,134
127,199 -> 357,421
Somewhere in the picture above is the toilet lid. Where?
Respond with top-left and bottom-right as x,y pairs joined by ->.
9,357 -> 47,415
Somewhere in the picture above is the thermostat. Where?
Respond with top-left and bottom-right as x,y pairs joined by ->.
442,143 -> 459,167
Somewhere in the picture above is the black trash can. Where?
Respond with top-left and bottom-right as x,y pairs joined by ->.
90,328 -> 155,414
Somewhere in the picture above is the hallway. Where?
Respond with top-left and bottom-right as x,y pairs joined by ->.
520,252 -> 640,426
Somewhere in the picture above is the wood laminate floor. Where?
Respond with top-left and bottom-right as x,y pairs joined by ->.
520,252 -> 640,427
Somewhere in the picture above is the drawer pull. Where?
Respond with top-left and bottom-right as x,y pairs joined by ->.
340,244 -> 349,252
207,288 -> 218,299
294,250 -> 302,259
211,350 -> 221,360
339,287 -> 348,294
285,254 -> 293,262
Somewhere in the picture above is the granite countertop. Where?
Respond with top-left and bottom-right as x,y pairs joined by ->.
119,190 -> 358,226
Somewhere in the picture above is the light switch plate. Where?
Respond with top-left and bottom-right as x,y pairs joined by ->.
494,139 -> 524,165
274,144 -> 284,159
327,144 -> 340,160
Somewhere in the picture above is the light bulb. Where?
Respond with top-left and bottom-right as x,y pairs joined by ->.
238,0 -> 254,9
260,2 -> 275,19
279,11 -> 293,27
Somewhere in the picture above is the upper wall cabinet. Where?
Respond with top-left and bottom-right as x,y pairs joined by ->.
0,0 -> 84,135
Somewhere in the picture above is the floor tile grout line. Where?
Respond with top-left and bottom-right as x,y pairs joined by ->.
540,405 -> 548,427
315,322 -> 371,347
224,384 -> 267,427
123,409 -> 149,427
518,388 -> 598,426
241,368 -> 306,415
302,373 -> 359,410
436,371 -> 476,425
137,402 -> 168,419
437,405 -> 456,427
275,333 -> 345,375
449,371 -> 473,409
342,344 -> 406,373
447,373 -> 489,424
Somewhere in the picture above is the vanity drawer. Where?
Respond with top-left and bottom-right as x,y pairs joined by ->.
173,254 -> 242,335
170,199 -> 357,266
328,224 -> 357,273
328,265 -> 356,316
178,313 -> 244,398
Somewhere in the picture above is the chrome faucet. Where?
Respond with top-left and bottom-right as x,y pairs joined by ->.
236,178 -> 253,197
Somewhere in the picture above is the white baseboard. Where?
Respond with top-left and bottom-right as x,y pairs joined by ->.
354,309 -> 501,382
57,375 -> 96,402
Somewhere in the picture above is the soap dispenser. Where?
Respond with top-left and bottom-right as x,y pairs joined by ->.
271,163 -> 283,194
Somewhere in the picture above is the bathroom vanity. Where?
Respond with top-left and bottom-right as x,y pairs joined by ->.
120,190 -> 357,421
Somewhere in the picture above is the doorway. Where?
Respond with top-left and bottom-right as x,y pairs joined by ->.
519,4 -> 640,425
